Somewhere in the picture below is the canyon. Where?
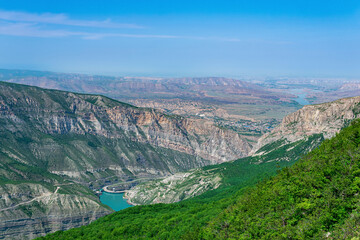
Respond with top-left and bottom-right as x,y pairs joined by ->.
1,70 -> 360,239
0,81 -> 250,239
125,95 -> 360,205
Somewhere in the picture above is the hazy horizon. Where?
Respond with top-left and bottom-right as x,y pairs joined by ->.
2,67 -> 360,80
1,0 -> 360,78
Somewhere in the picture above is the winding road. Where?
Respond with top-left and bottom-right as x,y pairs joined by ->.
0,186 -> 60,212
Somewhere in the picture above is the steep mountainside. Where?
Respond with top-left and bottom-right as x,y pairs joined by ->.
251,96 -> 360,155
126,96 -> 360,205
0,81 -> 250,239
203,119 -> 360,239
40,119 -> 360,240
0,183 -> 112,240
0,81 -> 250,184
0,69 -> 301,139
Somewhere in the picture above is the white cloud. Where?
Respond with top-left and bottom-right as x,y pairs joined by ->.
0,22 -> 179,39
0,22 -> 84,37
0,9 -> 142,29
0,9 -> 244,42
83,33 -> 179,40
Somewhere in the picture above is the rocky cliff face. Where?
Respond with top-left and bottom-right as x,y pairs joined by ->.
0,82 -> 251,239
0,82 -> 250,183
126,95 -> 360,205
124,169 -> 221,205
250,96 -> 360,155
0,183 -> 112,239
0,69 -> 300,135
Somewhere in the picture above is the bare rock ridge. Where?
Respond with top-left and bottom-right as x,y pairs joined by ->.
0,69 -> 299,127
0,70 -> 268,97
0,184 -> 111,240
126,95 -> 360,205
0,82 -> 250,182
251,96 -> 360,155
0,81 -> 250,239
125,169 -> 222,205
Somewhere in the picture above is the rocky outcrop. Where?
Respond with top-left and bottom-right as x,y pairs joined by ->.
103,106 -> 250,164
250,96 -> 360,155
0,81 -> 251,239
0,183 -> 112,239
0,82 -> 250,184
0,69 -> 299,131
124,169 -> 221,205
126,96 -> 360,205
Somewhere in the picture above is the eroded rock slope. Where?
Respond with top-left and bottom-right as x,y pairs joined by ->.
0,81 -> 250,239
126,96 -> 360,205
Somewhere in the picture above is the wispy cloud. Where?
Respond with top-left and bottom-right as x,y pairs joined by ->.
0,22 -> 180,39
0,10 -> 142,29
0,9 -> 182,39
0,9 -> 244,42
0,22 -> 84,37
83,33 -> 180,40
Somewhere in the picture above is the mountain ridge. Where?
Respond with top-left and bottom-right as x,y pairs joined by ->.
251,95 -> 360,155
39,116 -> 360,240
0,81 -> 250,239
125,95 -> 360,205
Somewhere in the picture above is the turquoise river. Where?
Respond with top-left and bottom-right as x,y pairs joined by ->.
100,192 -> 132,211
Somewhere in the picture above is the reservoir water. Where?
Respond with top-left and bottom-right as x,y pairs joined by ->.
290,89 -> 310,105
99,192 -> 132,211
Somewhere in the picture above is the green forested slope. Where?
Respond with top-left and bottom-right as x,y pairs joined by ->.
40,121 -> 360,239
203,119 -> 360,239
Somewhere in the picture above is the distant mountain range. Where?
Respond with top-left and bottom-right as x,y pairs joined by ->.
0,69 -> 303,140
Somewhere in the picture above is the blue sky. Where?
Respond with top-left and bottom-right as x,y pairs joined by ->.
0,0 -> 359,77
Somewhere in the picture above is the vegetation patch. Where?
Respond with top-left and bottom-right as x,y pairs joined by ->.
39,121 -> 360,239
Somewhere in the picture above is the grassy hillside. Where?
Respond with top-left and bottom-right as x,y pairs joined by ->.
36,156 -> 298,239
125,132 -> 324,205
203,119 -> 360,239
40,119 -> 360,239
